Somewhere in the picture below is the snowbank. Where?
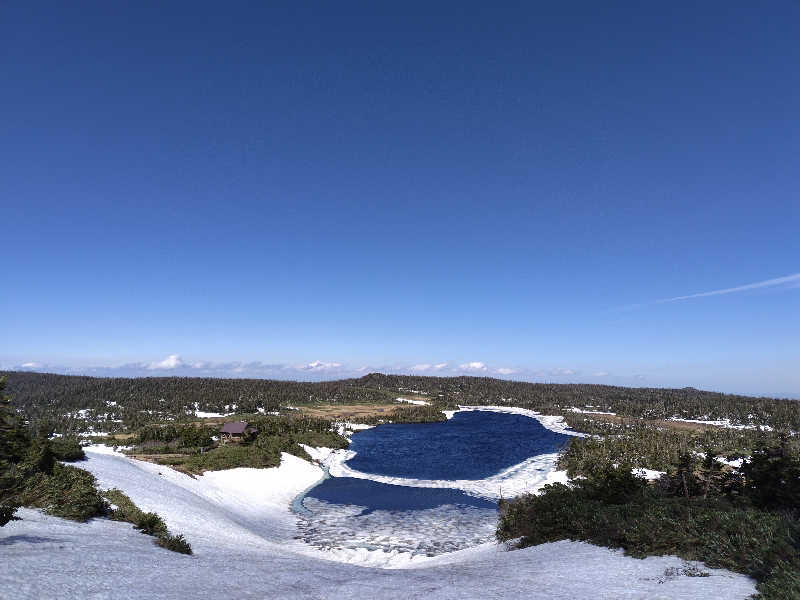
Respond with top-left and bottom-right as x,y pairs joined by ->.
1,507 -> 757,599
396,397 -> 431,406
192,401 -> 230,418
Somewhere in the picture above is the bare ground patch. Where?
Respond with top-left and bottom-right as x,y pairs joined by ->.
297,404 -> 401,420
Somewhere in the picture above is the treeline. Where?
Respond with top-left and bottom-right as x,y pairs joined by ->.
2,371 -> 396,433
357,373 -> 800,429
558,420 -> 770,475
4,371 -> 799,434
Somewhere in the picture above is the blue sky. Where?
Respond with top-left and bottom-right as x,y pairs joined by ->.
2,2 -> 798,396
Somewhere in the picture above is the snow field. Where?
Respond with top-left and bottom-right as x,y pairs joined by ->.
2,505 -> 757,599
0,406 -> 759,598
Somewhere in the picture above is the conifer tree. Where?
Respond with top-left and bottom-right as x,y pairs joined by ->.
0,376 -> 29,525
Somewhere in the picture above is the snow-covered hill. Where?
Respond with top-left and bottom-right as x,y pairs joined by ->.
1,445 -> 757,599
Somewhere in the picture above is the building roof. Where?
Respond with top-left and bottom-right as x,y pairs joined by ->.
220,421 -> 249,434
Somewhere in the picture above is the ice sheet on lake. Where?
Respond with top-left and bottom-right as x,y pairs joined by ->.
297,499 -> 497,557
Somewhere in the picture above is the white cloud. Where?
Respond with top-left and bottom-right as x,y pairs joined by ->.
297,360 -> 343,371
459,362 -> 488,371
410,363 -> 448,372
20,362 -> 42,369
547,368 -> 575,376
495,367 -> 516,375
592,371 -> 609,377
147,355 -> 185,370
657,272 -> 800,304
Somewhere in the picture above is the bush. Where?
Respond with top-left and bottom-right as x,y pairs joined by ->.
19,463 -> 108,521
741,436 -> 800,512
497,470 -> 800,600
134,511 -> 168,537
156,533 -> 193,555
136,424 -> 214,448
49,436 -> 85,461
0,501 -> 19,526
103,488 -> 191,555
181,443 -> 279,472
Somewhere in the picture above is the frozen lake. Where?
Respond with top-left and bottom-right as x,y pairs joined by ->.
296,410 -> 571,556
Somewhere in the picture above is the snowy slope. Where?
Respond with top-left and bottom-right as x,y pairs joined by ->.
1,446 -> 757,599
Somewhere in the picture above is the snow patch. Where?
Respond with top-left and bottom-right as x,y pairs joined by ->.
569,407 -> 617,416
396,397 -> 431,406
633,468 -> 666,481
669,417 -> 774,431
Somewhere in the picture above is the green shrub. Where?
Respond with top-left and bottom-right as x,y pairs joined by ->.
20,438 -> 55,478
0,501 -> 19,526
19,463 -> 108,521
182,443 -> 279,472
153,456 -> 188,466
497,470 -> 800,600
741,436 -> 800,512
134,511 -> 168,537
136,424 -> 214,448
755,560 -> 800,600
103,488 -> 191,554
104,488 -> 141,521
156,533 -> 192,555
49,436 -> 86,461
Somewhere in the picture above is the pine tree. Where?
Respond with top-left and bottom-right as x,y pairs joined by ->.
0,376 -> 30,525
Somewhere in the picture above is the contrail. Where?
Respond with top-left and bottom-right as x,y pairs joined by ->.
656,272 -> 800,304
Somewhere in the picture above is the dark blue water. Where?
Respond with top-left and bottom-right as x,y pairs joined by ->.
297,410 -> 571,556
345,410 -> 571,480
305,477 -> 496,515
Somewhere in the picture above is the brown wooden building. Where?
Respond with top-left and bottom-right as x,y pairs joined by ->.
220,421 -> 258,443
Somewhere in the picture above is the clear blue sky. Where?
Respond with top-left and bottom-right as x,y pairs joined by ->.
2,2 -> 798,396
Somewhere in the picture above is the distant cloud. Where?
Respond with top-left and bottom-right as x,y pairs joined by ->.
459,361 -> 488,372
592,371 -> 609,377
410,363 -> 448,372
548,368 -> 575,376
657,272 -> 800,304
297,360 -> 343,372
147,354 -> 185,370
5,357 -> 593,385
